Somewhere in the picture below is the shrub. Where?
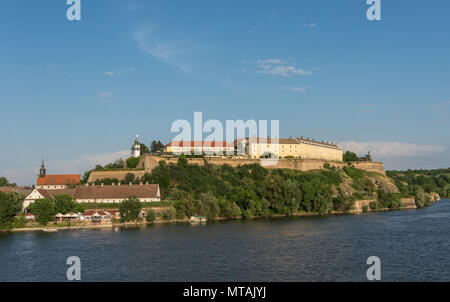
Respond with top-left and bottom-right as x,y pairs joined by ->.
126,157 -> 141,169
343,151 -> 359,162
145,210 -> 156,223
414,188 -> 431,208
0,192 -> 23,229
343,166 -> 365,180
362,205 -> 369,212
119,197 -> 142,222
162,207 -> 177,220
13,215 -> 27,228
30,199 -> 56,226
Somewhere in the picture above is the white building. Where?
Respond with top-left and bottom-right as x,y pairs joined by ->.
23,183 -> 161,210
132,135 -> 141,158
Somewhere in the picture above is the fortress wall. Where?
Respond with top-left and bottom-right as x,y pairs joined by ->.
143,156 -> 386,175
88,170 -> 147,183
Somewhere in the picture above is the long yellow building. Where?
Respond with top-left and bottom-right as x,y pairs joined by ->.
236,137 -> 343,161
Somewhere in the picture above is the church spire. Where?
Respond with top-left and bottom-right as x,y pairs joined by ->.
39,159 -> 46,178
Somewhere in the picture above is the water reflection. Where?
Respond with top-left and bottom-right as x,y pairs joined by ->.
0,200 -> 449,281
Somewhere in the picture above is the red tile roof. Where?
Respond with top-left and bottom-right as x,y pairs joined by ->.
37,175 -> 81,186
37,184 -> 160,200
166,141 -> 232,147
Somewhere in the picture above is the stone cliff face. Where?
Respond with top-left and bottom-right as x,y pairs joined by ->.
144,155 -> 386,175
336,172 -> 399,198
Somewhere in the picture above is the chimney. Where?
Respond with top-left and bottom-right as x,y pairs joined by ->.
101,183 -> 104,187
112,183 -> 115,186
85,183 -> 89,187
118,182 -> 121,186
139,182 -> 143,186
146,182 -> 149,185
92,183 -> 95,187
129,183 -> 132,186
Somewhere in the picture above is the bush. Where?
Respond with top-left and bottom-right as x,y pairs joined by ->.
124,173 -> 135,184
13,215 -> 27,228
219,200 -> 242,218
119,197 -> 142,222
54,195 -> 84,214
145,210 -> 156,222
162,207 -> 177,220
30,199 -> 56,226
0,192 -> 23,229
343,166 -> 365,180
242,209 -> 253,219
343,151 -> 359,162
414,188 -> 431,208
126,157 -> 141,169
362,205 -> 369,212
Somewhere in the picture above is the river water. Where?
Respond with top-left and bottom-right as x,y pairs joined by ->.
1,199 -> 449,282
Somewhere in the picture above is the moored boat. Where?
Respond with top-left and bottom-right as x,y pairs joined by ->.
190,216 -> 207,224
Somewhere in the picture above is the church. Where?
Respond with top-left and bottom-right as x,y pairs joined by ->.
36,160 -> 81,190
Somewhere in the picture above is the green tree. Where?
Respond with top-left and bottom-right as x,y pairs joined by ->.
0,192 -> 23,228
30,199 -> 56,226
162,207 -> 177,220
126,157 -> 141,169
414,188 -> 431,208
124,173 -> 136,184
119,197 -> 142,222
13,215 -> 27,228
0,177 -> 17,187
145,209 -> 156,222
150,140 -> 165,154
343,151 -> 359,162
219,200 -> 242,218
54,195 -> 84,214
140,143 -> 150,155
197,192 -> 220,220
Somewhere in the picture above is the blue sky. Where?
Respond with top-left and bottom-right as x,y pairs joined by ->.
1,0 -> 449,185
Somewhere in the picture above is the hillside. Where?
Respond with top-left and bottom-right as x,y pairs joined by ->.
387,168 -> 450,199
129,158 -> 412,219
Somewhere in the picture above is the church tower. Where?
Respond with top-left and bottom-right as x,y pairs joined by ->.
39,159 -> 46,178
132,135 -> 141,158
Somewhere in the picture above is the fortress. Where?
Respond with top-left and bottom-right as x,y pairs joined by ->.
88,155 -> 386,183
87,135 -> 384,183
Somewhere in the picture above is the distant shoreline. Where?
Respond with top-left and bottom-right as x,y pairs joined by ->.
3,201 -> 436,234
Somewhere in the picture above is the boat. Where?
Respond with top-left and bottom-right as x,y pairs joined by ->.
190,216 -> 207,224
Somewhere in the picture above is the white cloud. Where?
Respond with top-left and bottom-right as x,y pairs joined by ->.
133,27 -> 191,73
0,150 -> 130,186
98,91 -> 113,99
250,59 -> 312,77
281,86 -> 310,92
339,141 -> 446,158
103,67 -> 136,77
299,23 -> 317,29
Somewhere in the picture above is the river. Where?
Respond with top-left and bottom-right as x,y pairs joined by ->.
1,199 -> 449,281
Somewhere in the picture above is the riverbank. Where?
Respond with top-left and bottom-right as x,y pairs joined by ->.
4,196 -> 434,233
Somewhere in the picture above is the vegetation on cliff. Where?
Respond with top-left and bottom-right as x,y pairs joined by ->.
387,168 -> 450,199
134,158 -> 404,220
